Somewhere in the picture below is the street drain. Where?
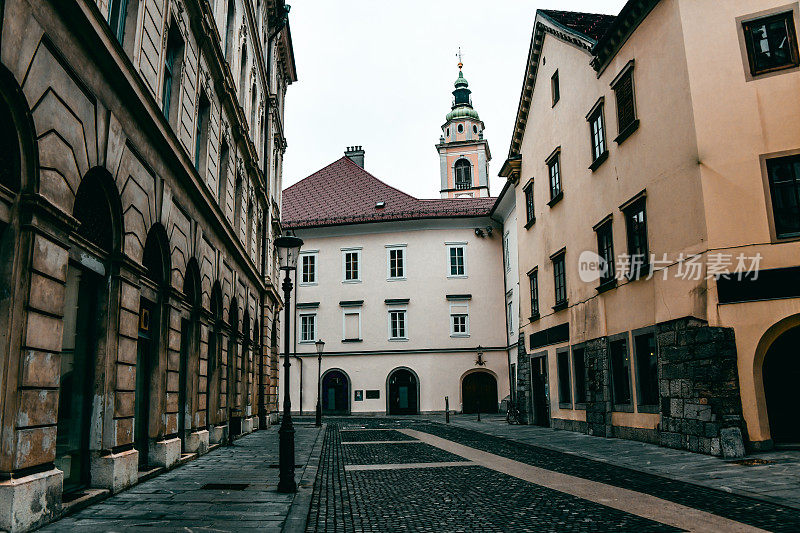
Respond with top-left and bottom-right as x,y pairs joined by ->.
201,483 -> 249,490
729,458 -> 776,466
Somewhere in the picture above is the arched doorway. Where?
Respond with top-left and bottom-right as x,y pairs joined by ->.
321,369 -> 350,415
227,302 -> 241,438
764,326 -> 800,444
462,371 -> 498,414
207,284 -> 223,430
387,368 -> 419,415
56,168 -> 120,493
178,262 -> 200,450
136,225 -> 169,469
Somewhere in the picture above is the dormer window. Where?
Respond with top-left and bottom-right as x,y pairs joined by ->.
454,159 -> 472,190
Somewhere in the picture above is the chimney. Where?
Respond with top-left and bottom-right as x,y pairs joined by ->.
344,145 -> 365,168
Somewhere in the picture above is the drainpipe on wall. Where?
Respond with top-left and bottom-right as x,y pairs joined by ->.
493,215 -> 515,408
292,265 -> 302,415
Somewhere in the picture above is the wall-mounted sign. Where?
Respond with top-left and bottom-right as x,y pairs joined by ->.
354,390 -> 363,401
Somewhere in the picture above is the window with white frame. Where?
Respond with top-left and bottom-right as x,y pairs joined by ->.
450,303 -> 469,337
387,245 -> 406,279
299,313 -> 316,343
300,252 -> 317,284
342,248 -> 361,282
342,309 -> 361,341
388,309 -> 407,340
503,232 -> 511,272
447,243 -> 467,277
507,299 -> 514,336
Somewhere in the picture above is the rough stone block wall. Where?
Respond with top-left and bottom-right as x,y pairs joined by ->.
656,317 -> 744,456
584,338 -> 612,438
515,333 -> 532,424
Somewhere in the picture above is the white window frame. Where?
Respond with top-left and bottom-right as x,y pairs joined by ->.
446,242 -> 468,278
342,308 -> 362,341
449,303 -> 470,337
386,244 -> 407,281
506,298 -> 514,337
341,247 -> 362,283
388,308 -> 408,341
300,251 -> 318,285
299,313 -> 316,343
503,232 -> 511,272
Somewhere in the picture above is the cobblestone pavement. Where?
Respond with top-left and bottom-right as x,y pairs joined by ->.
306,418 -> 800,532
44,424 -> 322,532
441,414 -> 800,509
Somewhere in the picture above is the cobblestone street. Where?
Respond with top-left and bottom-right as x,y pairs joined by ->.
307,418 -> 800,532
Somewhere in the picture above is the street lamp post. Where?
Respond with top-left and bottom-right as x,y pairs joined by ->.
275,235 -> 303,494
315,339 -> 325,427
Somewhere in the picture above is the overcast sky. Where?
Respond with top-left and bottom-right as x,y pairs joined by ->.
282,1 -> 626,199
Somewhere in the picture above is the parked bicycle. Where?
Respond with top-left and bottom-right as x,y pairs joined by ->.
506,399 -> 521,425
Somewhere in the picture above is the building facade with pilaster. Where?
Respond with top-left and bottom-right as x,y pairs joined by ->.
0,0 -> 295,530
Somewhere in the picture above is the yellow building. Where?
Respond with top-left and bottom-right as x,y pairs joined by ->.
503,0 -> 800,455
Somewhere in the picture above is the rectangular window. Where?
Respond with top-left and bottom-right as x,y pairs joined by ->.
552,252 -> 567,308
529,269 -> 540,318
742,11 -> 799,77
634,332 -> 658,407
557,349 -> 571,406
343,311 -> 360,341
108,0 -> 128,43
609,337 -> 632,407
299,313 -> 316,343
448,244 -> 466,277
162,23 -> 184,123
524,182 -> 535,225
450,303 -> 469,336
572,347 -> 587,405
343,249 -> 361,282
506,299 -> 514,336
595,220 -> 615,286
766,155 -> 800,238
503,233 -> 511,271
389,310 -> 407,340
547,152 -> 562,202
624,198 -> 649,279
551,70 -> 560,105
589,104 -> 607,163
387,246 -> 406,279
612,67 -> 637,143
301,253 -> 317,284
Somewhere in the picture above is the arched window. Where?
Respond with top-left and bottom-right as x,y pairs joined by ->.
454,159 -> 472,190
73,171 -> 115,252
162,22 -> 185,125
195,91 -> 210,176
250,83 -> 257,136
234,173 -> 243,232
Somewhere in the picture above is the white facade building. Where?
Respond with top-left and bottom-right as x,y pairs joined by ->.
279,152 -> 510,415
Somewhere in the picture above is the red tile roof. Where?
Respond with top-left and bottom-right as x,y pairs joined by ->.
282,157 -> 496,229
540,9 -> 617,42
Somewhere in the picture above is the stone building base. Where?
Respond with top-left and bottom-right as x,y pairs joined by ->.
91,449 -> 138,493
517,317 -> 746,457
0,468 -> 62,532
209,424 -> 227,444
150,438 -> 181,469
184,430 -> 209,455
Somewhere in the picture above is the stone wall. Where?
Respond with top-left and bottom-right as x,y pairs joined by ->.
656,317 -> 745,456
583,338 -> 612,438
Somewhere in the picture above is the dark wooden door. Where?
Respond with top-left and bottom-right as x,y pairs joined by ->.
388,370 -> 418,414
764,327 -> 800,444
322,371 -> 349,414
462,372 -> 498,414
530,356 -> 550,427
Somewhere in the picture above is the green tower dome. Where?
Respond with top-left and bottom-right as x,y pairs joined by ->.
447,67 -> 480,121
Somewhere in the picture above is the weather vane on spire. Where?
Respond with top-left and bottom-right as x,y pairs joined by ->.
457,47 -> 463,70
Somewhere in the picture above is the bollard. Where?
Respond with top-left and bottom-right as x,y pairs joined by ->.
445,396 -> 450,424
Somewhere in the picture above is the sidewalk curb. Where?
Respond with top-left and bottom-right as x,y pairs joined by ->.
282,424 -> 326,533
435,417 -> 800,511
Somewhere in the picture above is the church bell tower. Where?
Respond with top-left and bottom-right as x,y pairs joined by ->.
436,57 -> 491,198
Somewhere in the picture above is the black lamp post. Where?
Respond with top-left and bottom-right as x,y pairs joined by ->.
275,235 -> 303,494
315,339 -> 325,427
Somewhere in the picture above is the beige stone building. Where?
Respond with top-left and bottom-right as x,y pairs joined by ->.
504,0 -> 800,456
0,0 -> 295,529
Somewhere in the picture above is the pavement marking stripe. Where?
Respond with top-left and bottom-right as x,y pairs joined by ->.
401,429 -> 767,533
342,440 -> 420,445
345,461 -> 477,471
